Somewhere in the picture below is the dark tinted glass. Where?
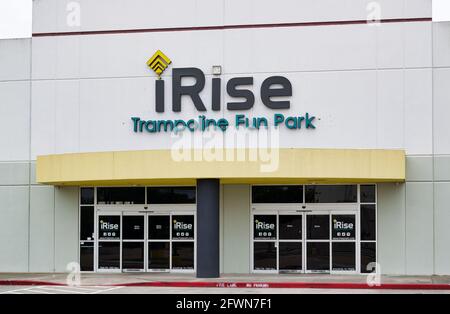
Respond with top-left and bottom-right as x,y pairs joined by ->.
332,215 -> 356,240
252,186 -> 303,203
305,185 -> 357,203
80,242 -> 94,271
253,242 -> 277,270
80,188 -> 94,205
148,242 -> 170,269
122,242 -> 144,270
98,215 -> 120,240
332,242 -> 356,271
279,215 -> 302,240
148,187 -> 196,204
148,215 -> 170,240
360,185 -> 376,203
123,215 -> 144,240
172,242 -> 194,269
307,242 -> 330,272
80,206 -> 94,240
172,215 -> 194,240
254,215 -> 277,240
361,242 -> 376,273
98,242 -> 120,270
307,215 -> 330,240
279,242 -> 302,271
361,205 -> 376,241
97,187 -> 145,204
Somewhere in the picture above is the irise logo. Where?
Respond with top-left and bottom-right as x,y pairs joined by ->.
147,50 -> 172,77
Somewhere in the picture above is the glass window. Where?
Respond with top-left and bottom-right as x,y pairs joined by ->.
148,242 -> 170,269
122,242 -> 144,270
80,206 -> 94,241
361,242 -> 376,274
279,215 -> 302,240
254,215 -> 277,240
80,188 -> 94,205
98,215 -> 121,240
252,186 -> 303,203
307,215 -> 330,240
123,216 -> 144,240
148,215 -> 170,240
253,242 -> 277,270
332,215 -> 356,240
98,242 -> 120,270
279,242 -> 302,271
172,242 -> 194,270
80,242 -> 94,272
148,187 -> 196,204
332,242 -> 356,271
361,205 -> 376,241
360,185 -> 376,203
172,215 -> 194,240
307,242 -> 330,272
97,187 -> 145,205
305,185 -> 357,203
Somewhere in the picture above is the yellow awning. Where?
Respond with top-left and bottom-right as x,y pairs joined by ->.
36,148 -> 405,186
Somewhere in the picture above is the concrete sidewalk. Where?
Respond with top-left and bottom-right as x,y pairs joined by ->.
1,273 -> 450,288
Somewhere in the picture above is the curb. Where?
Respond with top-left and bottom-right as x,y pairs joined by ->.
1,280 -> 450,290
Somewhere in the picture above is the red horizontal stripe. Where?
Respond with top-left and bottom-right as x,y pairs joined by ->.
1,279 -> 449,290
32,17 -> 432,37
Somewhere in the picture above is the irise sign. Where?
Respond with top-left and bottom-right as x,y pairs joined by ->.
131,50 -> 317,134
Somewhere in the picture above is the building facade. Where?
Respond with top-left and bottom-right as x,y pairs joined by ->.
0,0 -> 449,277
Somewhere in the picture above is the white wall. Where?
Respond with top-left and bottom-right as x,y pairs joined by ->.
30,21 -> 434,158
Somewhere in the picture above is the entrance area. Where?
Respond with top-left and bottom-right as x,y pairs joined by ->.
96,211 -> 195,272
252,211 -> 358,274
79,186 -> 196,273
251,185 -> 377,274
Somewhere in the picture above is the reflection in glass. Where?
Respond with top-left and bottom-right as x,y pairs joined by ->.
252,186 -> 303,203
253,242 -> 277,270
305,185 -> 357,203
98,242 -> 120,270
80,242 -> 94,271
172,242 -> 194,269
332,242 -> 356,271
122,242 -> 144,270
279,242 -> 302,271
360,185 -> 376,203
80,188 -> 94,205
148,187 -> 196,204
80,206 -> 94,240
361,205 -> 376,241
97,187 -> 145,204
279,215 -> 302,240
361,242 -> 376,273
307,242 -> 330,272
148,242 -> 170,270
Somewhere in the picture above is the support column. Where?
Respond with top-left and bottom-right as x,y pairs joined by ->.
196,179 -> 220,278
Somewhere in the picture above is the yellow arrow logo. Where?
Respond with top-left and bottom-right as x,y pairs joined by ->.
147,50 -> 172,77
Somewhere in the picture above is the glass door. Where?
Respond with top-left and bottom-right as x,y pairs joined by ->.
278,213 -> 303,273
148,214 -> 171,272
171,213 -> 195,272
252,213 -> 278,272
331,212 -> 357,273
305,212 -> 331,273
122,213 -> 145,272
97,212 -> 121,273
